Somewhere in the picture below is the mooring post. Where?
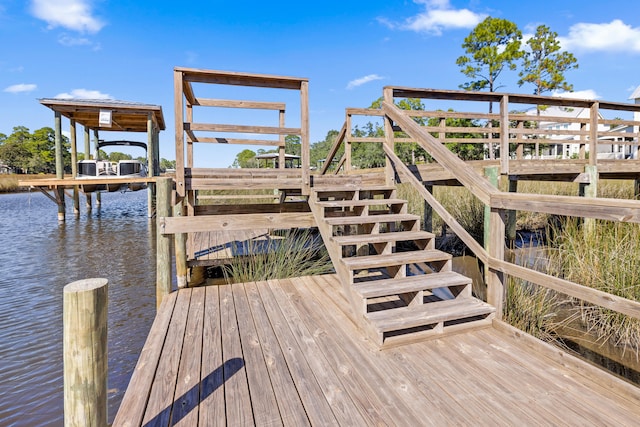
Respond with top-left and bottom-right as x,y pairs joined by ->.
63,278 -> 108,427
156,177 -> 172,306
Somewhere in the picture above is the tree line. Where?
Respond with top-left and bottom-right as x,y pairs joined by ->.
0,126 -> 176,174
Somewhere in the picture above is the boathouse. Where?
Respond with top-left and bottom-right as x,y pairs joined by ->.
20,98 -> 165,220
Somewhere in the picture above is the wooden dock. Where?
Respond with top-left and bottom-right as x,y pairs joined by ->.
113,274 -> 640,426
108,69 -> 640,426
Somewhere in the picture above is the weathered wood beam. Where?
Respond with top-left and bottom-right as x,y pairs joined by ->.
193,98 -> 286,110
185,123 -> 300,135
491,192 -> 640,223
159,213 -> 316,234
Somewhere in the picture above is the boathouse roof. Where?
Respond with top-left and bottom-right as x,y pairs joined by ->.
38,98 -> 166,132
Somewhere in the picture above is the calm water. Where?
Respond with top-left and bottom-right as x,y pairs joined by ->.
0,190 -> 158,426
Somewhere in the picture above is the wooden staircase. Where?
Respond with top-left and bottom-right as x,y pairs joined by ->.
308,182 -> 495,347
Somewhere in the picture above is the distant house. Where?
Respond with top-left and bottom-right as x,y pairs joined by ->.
522,89 -> 640,160
0,161 -> 11,174
524,105 -> 607,159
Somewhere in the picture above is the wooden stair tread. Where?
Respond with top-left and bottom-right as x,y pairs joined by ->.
315,198 -> 406,208
342,249 -> 451,270
332,230 -> 435,246
354,271 -> 470,299
326,213 -> 419,226
365,297 -> 495,333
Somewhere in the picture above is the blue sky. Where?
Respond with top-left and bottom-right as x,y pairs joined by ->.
3,0 -> 640,167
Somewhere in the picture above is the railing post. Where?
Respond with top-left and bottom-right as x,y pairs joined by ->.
500,95 -> 509,175
156,177 -> 172,307
423,184 -> 433,232
301,80 -> 310,194
580,164 -> 598,234
383,87 -> 395,186
487,208 -> 506,319
345,112 -> 352,173
515,121 -> 524,159
507,179 -> 517,248
483,166 -> 499,249
174,199 -> 188,288
63,278 -> 108,427
589,101 -> 599,166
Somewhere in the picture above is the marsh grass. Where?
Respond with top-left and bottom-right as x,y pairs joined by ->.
547,219 -> 640,353
0,174 -> 56,192
0,175 -> 20,192
396,183 -> 484,244
222,228 -> 333,283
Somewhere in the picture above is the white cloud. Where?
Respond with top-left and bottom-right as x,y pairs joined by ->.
58,34 -> 92,46
346,74 -> 384,90
54,89 -> 112,99
30,0 -> 105,33
560,19 -> 640,52
552,89 -> 600,100
383,0 -> 486,35
4,83 -> 37,93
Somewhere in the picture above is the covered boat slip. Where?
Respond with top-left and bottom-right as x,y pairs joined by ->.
113,274 -> 640,426
20,98 -> 165,219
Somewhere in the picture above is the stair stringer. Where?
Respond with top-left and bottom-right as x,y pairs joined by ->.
308,189 -> 365,328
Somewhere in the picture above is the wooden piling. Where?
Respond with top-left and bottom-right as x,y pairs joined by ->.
580,165 -> 598,233
174,199 -> 188,288
506,179 -> 517,248
63,278 -> 108,427
483,166 -> 499,249
156,177 -> 172,306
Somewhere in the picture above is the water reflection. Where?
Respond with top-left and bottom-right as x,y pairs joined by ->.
0,190 -> 157,425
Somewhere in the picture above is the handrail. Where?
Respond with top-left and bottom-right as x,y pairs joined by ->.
490,259 -> 640,321
380,100 -> 640,323
382,144 -> 489,264
382,101 -> 498,205
319,122 -> 347,175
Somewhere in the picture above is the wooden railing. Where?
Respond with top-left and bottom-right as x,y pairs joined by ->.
174,67 -> 310,198
320,87 -> 640,323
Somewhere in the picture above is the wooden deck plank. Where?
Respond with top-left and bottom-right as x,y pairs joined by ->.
231,283 -> 284,426
116,275 -> 640,426
198,286 -> 225,427
243,281 -> 311,427
317,274 -> 485,423
267,277 -> 400,426
427,331 -> 560,425
219,284 -> 255,426
141,290 -> 191,426
474,327 -> 640,425
458,330 -> 600,425
256,280 -> 370,426
257,279 -> 339,426
286,275 -> 436,426
493,319 -> 640,409
171,287 -> 204,426
113,292 -> 178,427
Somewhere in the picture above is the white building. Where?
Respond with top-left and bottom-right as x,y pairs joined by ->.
522,88 -> 640,160
524,105 -> 608,159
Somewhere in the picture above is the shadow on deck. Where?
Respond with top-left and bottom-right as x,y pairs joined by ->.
114,274 -> 640,426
